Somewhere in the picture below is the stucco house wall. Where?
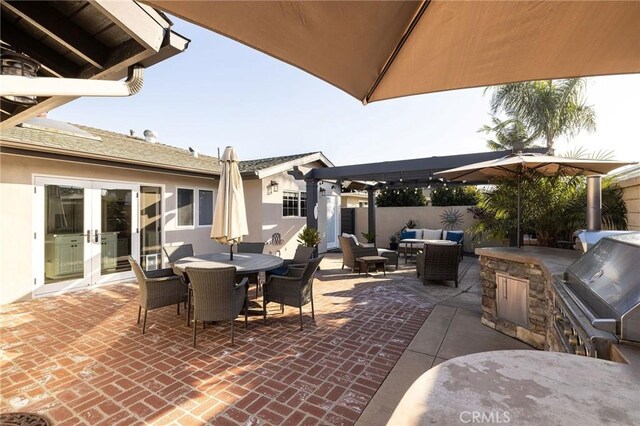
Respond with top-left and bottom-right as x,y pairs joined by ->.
0,153 -> 225,304
0,121 -> 335,304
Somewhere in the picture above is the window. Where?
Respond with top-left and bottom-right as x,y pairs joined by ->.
177,188 -> 194,226
300,191 -> 307,217
199,190 -> 213,226
283,190 -> 307,218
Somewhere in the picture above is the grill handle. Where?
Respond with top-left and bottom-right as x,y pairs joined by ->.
588,269 -> 604,283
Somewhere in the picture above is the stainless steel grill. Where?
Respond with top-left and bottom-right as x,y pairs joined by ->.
550,232 -> 640,359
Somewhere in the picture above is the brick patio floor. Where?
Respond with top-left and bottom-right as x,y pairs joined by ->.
0,256 -> 433,425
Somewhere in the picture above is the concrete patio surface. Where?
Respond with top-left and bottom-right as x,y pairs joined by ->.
355,255 -> 533,426
1,252 -> 532,425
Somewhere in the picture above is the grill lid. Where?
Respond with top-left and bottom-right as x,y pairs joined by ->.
566,232 -> 640,320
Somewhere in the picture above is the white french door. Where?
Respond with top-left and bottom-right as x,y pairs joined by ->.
34,177 -> 139,296
325,195 -> 339,250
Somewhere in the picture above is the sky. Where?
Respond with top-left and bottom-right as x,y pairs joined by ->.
49,17 -> 640,166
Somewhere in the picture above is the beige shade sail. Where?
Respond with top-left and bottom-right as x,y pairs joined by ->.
143,0 -> 640,104
211,146 -> 249,248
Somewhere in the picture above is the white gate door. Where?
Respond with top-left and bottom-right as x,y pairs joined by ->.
325,195 -> 339,250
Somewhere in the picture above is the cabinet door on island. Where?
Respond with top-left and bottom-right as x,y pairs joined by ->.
496,273 -> 529,327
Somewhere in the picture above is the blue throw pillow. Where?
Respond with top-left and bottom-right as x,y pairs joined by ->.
401,230 -> 416,240
445,231 -> 464,243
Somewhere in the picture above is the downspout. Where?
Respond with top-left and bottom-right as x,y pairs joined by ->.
0,65 -> 145,98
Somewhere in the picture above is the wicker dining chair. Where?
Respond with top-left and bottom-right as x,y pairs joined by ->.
237,242 -> 265,254
185,266 -> 248,346
267,245 -> 316,277
415,244 -> 462,287
237,242 -> 266,297
263,256 -> 323,330
128,257 -> 188,334
163,244 -> 194,264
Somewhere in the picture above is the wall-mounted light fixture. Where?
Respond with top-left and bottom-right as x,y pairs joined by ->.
266,180 -> 279,195
319,187 -> 326,196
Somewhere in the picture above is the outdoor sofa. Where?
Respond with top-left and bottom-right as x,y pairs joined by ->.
399,228 -> 464,261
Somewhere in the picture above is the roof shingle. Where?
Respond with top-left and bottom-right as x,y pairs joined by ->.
1,119 -> 324,176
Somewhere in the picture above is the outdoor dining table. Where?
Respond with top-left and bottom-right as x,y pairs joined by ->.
172,252 -> 284,323
172,252 -> 284,275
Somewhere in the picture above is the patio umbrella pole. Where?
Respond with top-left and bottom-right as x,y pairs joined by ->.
517,173 -> 521,249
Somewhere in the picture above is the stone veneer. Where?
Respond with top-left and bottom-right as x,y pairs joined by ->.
477,246 -> 580,350
479,256 -> 548,349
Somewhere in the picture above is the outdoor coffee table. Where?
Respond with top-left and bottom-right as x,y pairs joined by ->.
357,255 -> 388,277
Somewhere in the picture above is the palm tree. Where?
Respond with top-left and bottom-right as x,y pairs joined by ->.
488,79 -> 596,150
478,116 -> 535,151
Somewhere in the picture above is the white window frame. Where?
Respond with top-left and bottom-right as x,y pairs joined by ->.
282,190 -> 307,218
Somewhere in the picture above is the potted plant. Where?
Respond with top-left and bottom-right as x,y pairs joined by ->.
361,231 -> 376,247
389,234 -> 399,251
297,227 -> 321,248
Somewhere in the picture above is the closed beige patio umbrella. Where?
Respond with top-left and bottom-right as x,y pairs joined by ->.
435,153 -> 636,247
211,146 -> 248,260
143,1 -> 640,104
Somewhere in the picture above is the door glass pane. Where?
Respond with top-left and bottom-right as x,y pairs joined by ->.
44,185 -> 84,284
140,186 -> 162,271
101,189 -> 132,274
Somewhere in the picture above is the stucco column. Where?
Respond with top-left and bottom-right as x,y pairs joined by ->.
367,187 -> 376,245
306,179 -> 319,231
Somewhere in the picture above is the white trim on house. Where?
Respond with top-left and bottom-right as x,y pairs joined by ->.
254,152 -> 334,179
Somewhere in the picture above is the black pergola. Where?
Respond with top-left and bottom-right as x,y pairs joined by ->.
293,148 -> 547,242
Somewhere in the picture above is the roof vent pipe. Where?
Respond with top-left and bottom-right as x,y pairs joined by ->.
143,129 -> 157,143
189,147 -> 199,158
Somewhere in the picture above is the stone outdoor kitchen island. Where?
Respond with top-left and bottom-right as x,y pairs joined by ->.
476,246 -> 580,349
